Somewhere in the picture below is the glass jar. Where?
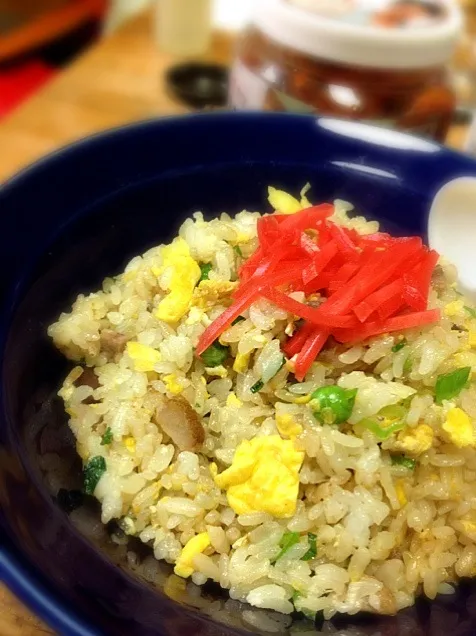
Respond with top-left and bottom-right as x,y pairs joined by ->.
154,0 -> 212,56
229,0 -> 462,141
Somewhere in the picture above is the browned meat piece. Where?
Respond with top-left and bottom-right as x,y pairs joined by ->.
376,586 -> 397,615
74,367 -> 99,390
155,396 -> 205,451
101,329 -> 128,357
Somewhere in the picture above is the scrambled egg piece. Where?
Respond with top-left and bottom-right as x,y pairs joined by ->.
192,280 -> 238,310
444,300 -> 464,317
185,306 -> 203,325
276,414 -> 303,439
124,436 -> 136,453
126,342 -> 161,372
454,351 -> 476,368
233,352 -> 251,374
395,424 -> 433,456
163,374 -> 183,395
469,331 -> 476,348
226,393 -> 242,408
268,186 -> 310,215
232,232 -> 251,245
185,306 -> 209,326
213,435 -> 304,518
205,365 -> 228,378
394,479 -> 407,507
155,238 -> 201,323
174,532 -> 211,578
443,407 -> 475,448
292,395 -> 311,404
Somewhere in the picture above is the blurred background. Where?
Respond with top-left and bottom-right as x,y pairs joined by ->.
0,0 -> 252,120
0,0 -> 475,180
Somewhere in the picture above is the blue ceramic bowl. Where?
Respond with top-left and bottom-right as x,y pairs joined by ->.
2,113 -> 476,636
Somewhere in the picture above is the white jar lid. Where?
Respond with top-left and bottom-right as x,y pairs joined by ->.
251,0 -> 462,69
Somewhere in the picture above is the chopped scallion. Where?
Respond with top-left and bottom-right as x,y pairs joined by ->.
275,531 -> 300,561
403,357 -> 413,374
391,455 -> 416,470
250,380 -> 264,394
357,405 -> 407,440
101,427 -> 113,446
301,533 -> 317,561
392,340 -> 407,353
199,263 -> 212,282
435,367 -> 471,404
84,456 -> 106,495
465,306 -> 476,319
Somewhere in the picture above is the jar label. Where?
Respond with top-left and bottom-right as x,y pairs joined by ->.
230,61 -> 443,139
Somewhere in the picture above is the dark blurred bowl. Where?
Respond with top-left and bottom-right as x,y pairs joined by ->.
165,62 -> 229,109
1,113 -> 476,636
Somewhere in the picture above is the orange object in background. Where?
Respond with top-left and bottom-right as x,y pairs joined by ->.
0,0 -> 107,63
0,0 -> 107,118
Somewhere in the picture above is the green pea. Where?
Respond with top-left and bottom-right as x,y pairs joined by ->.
309,386 -> 357,425
391,455 -> 416,470
199,263 -> 212,282
200,342 -> 230,367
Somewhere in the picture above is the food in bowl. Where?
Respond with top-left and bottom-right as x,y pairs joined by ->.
48,187 -> 476,620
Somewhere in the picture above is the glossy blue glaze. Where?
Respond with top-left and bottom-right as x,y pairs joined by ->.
1,113 -> 476,636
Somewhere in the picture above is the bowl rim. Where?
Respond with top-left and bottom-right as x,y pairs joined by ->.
0,533 -> 102,635
2,110 -> 472,190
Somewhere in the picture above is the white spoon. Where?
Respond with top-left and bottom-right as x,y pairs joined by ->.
428,176 -> 476,303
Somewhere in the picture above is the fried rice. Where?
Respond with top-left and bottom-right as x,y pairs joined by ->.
48,187 -> 476,620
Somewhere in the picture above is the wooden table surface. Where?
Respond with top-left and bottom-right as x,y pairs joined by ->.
0,9 -> 470,635
0,11 -> 232,182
